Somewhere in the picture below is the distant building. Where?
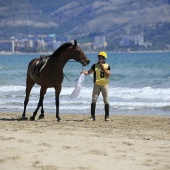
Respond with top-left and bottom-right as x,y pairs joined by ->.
34,40 -> 46,50
120,34 -> 144,47
81,42 -> 93,51
133,34 -> 144,46
94,36 -> 107,50
27,40 -> 34,48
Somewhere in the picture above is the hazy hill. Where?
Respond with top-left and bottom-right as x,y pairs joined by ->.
0,0 -> 170,50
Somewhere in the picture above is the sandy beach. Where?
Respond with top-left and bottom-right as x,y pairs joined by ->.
0,112 -> 170,170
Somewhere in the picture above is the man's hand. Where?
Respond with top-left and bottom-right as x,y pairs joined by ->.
99,62 -> 104,70
81,69 -> 93,75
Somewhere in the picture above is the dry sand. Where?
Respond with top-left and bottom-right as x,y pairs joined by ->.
0,112 -> 170,170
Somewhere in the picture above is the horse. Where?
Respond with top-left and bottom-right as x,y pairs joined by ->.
22,40 -> 90,121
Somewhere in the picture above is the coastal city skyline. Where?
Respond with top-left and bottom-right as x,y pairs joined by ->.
0,0 -> 169,52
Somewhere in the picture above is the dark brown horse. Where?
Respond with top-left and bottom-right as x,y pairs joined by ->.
22,40 -> 90,121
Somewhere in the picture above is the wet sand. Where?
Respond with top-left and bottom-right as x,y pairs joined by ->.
0,112 -> 170,170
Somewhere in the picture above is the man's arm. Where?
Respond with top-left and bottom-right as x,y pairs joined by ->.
82,69 -> 93,75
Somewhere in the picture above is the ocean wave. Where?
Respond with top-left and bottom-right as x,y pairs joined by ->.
1,85 -> 170,100
0,85 -> 170,115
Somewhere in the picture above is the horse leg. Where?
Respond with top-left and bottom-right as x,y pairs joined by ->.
56,96 -> 60,121
30,86 -> 47,121
22,75 -> 35,119
55,86 -> 61,121
39,104 -> 44,119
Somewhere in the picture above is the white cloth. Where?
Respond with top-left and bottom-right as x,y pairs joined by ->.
70,73 -> 84,98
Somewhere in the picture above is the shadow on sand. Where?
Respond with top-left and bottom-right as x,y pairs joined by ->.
0,117 -> 28,121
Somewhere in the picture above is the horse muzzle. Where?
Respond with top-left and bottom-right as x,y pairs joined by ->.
82,59 -> 90,66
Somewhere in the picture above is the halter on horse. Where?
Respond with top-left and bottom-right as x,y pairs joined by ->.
22,40 -> 90,121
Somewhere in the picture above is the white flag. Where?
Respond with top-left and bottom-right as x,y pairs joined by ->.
70,73 -> 84,98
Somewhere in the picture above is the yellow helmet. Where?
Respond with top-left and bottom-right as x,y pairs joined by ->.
98,51 -> 107,59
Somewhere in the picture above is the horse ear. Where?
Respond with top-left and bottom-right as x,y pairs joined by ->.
74,39 -> 77,47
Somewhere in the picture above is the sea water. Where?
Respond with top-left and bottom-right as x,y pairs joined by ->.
0,52 -> 170,116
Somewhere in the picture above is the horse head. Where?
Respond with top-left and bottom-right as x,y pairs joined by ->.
72,40 -> 90,66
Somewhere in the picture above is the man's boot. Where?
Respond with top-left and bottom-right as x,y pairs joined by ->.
105,104 -> 110,121
90,103 -> 96,121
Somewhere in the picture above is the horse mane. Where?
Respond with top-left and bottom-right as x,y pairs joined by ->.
50,42 -> 73,58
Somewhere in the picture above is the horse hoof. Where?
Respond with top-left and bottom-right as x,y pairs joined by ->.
22,117 -> 28,120
39,114 -> 44,119
30,116 -> 35,121
57,118 -> 62,122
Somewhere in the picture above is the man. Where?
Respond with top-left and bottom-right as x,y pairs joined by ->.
82,51 -> 111,121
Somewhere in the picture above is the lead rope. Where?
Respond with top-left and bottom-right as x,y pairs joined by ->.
63,63 -> 83,82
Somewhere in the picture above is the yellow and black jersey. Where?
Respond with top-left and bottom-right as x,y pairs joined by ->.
91,63 -> 110,86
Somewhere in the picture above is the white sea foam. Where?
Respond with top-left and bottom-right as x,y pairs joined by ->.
0,85 -> 170,115
1,86 -> 170,100
0,86 -> 25,92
